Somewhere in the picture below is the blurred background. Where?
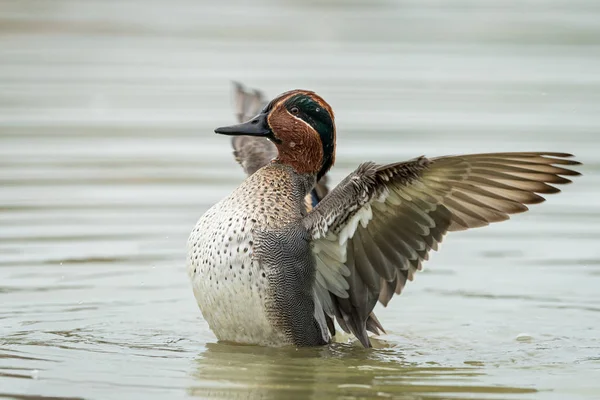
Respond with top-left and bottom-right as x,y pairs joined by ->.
1,1 -> 599,399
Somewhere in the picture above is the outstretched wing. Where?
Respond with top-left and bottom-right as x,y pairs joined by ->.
229,82 -> 330,207
302,152 -> 581,347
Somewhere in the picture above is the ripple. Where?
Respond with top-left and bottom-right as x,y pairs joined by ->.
424,289 -> 561,303
0,394 -> 85,400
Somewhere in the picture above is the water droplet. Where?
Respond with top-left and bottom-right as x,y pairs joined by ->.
290,142 -> 296,148
315,107 -> 320,112
31,370 -> 39,379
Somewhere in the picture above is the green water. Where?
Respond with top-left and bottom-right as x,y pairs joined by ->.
1,1 -> 599,399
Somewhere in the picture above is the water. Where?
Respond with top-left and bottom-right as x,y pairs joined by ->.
1,1 -> 599,399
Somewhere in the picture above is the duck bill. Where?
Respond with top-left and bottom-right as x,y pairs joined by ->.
214,113 -> 272,137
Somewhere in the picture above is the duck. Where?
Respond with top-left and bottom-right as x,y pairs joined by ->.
187,88 -> 581,348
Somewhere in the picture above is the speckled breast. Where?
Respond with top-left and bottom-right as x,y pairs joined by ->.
186,165 -> 304,346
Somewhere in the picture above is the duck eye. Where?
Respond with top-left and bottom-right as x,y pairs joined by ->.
290,107 -> 299,115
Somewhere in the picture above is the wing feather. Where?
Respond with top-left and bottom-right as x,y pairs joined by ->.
304,152 -> 580,347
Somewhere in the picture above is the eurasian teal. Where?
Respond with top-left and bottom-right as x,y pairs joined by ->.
187,89 -> 580,348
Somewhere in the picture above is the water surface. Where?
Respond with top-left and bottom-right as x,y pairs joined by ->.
1,1 -> 599,399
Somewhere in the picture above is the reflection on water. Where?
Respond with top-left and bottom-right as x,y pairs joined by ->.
189,343 -> 538,400
1,0 -> 600,399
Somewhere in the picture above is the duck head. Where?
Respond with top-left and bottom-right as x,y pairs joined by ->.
215,89 -> 336,180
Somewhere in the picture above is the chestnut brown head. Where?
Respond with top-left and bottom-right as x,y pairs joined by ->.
215,90 -> 336,180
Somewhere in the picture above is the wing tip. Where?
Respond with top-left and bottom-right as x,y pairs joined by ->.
540,152 -> 583,173
543,152 -> 576,158
232,80 -> 243,90
366,312 -> 386,335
